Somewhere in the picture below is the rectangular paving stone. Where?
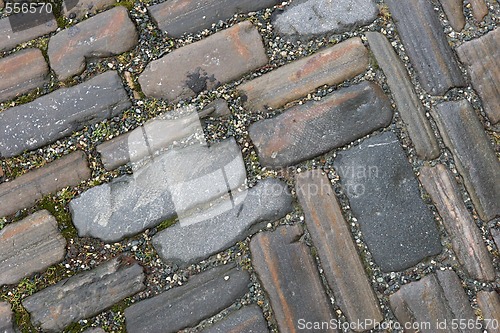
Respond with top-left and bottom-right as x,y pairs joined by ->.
433,100 -> 500,222
385,0 -> 465,95
390,270 -> 480,333
296,170 -> 382,331
470,0 -> 488,21
0,210 -> 66,286
0,71 -> 131,158
239,37 -> 369,112
274,0 -> 377,36
250,225 -> 338,333
201,305 -> 269,333
149,0 -> 280,38
0,151 -> 91,218
0,13 -> 57,52
23,256 -> 145,332
419,164 -> 495,281
0,302 -> 15,333
125,264 -> 250,333
97,100 -> 230,171
477,291 -> 500,333
62,0 -> 115,19
71,138 -> 246,242
333,131 -> 442,272
492,228 -> 500,252
457,28 -> 500,124
139,21 -> 267,101
48,7 -> 138,81
0,48 -> 49,103
250,81 -> 392,168
366,32 -> 440,160
439,0 -> 465,31
153,178 -> 292,267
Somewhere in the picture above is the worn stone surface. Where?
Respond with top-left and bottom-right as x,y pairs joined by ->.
470,0 -> 488,21
433,100 -> 500,222
274,0 -> 377,36
139,21 -> 267,101
0,210 -> 66,286
125,264 -> 250,333
149,0 -> 279,38
366,32 -> 440,160
71,138 -> 246,242
390,270 -> 480,333
62,0 -> 115,19
0,151 -> 91,218
48,7 -> 138,80
477,291 -> 500,333
82,328 -> 106,333
0,71 -> 131,158
439,0 -> 465,31
0,302 -> 15,333
296,170 -> 382,331
334,131 -> 442,272
239,37 -> 369,112
419,164 -> 495,281
250,82 -> 392,168
0,14 -> 57,52
492,228 -> 500,251
23,256 -> 145,332
153,178 -> 292,267
250,225 -> 338,333
457,28 -> 500,124
97,100 -> 230,171
0,48 -> 49,103
201,305 -> 269,333
385,0 -> 465,95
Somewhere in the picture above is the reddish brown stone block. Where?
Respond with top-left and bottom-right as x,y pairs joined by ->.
439,0 -> 465,31
477,291 -> 500,333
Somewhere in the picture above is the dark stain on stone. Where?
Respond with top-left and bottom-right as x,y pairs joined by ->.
186,67 -> 217,94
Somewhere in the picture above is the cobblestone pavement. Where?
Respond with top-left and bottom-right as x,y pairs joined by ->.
0,0 -> 499,332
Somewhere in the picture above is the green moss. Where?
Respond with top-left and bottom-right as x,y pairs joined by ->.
156,216 -> 177,232
38,194 -> 78,238
114,0 -> 135,11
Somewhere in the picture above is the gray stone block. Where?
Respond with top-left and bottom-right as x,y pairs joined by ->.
201,305 -> 269,333
333,131 -> 442,272
0,71 -> 131,158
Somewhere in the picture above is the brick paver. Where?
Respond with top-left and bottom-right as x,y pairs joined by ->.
0,302 -> 14,333
366,32 -> 440,160
0,210 -> 66,286
0,151 -> 91,218
273,0 -> 377,36
71,138 -> 246,242
477,291 -> 500,333
390,270 -> 480,333
249,81 -> 392,168
433,100 -> 500,222
0,48 -> 49,103
152,178 -> 292,267
296,170 -> 382,331
125,264 -> 250,333
23,256 -> 145,332
62,0 -> 115,19
239,37 -> 369,112
438,0 -> 466,31
139,21 -> 267,101
201,305 -> 269,333
149,0 -> 279,38
385,0 -> 465,95
0,14 -> 57,52
419,164 -> 495,281
334,131 -> 442,272
97,101 -> 230,171
457,28 -> 500,124
250,225 -> 338,333
0,71 -> 131,158
48,6 -> 138,80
